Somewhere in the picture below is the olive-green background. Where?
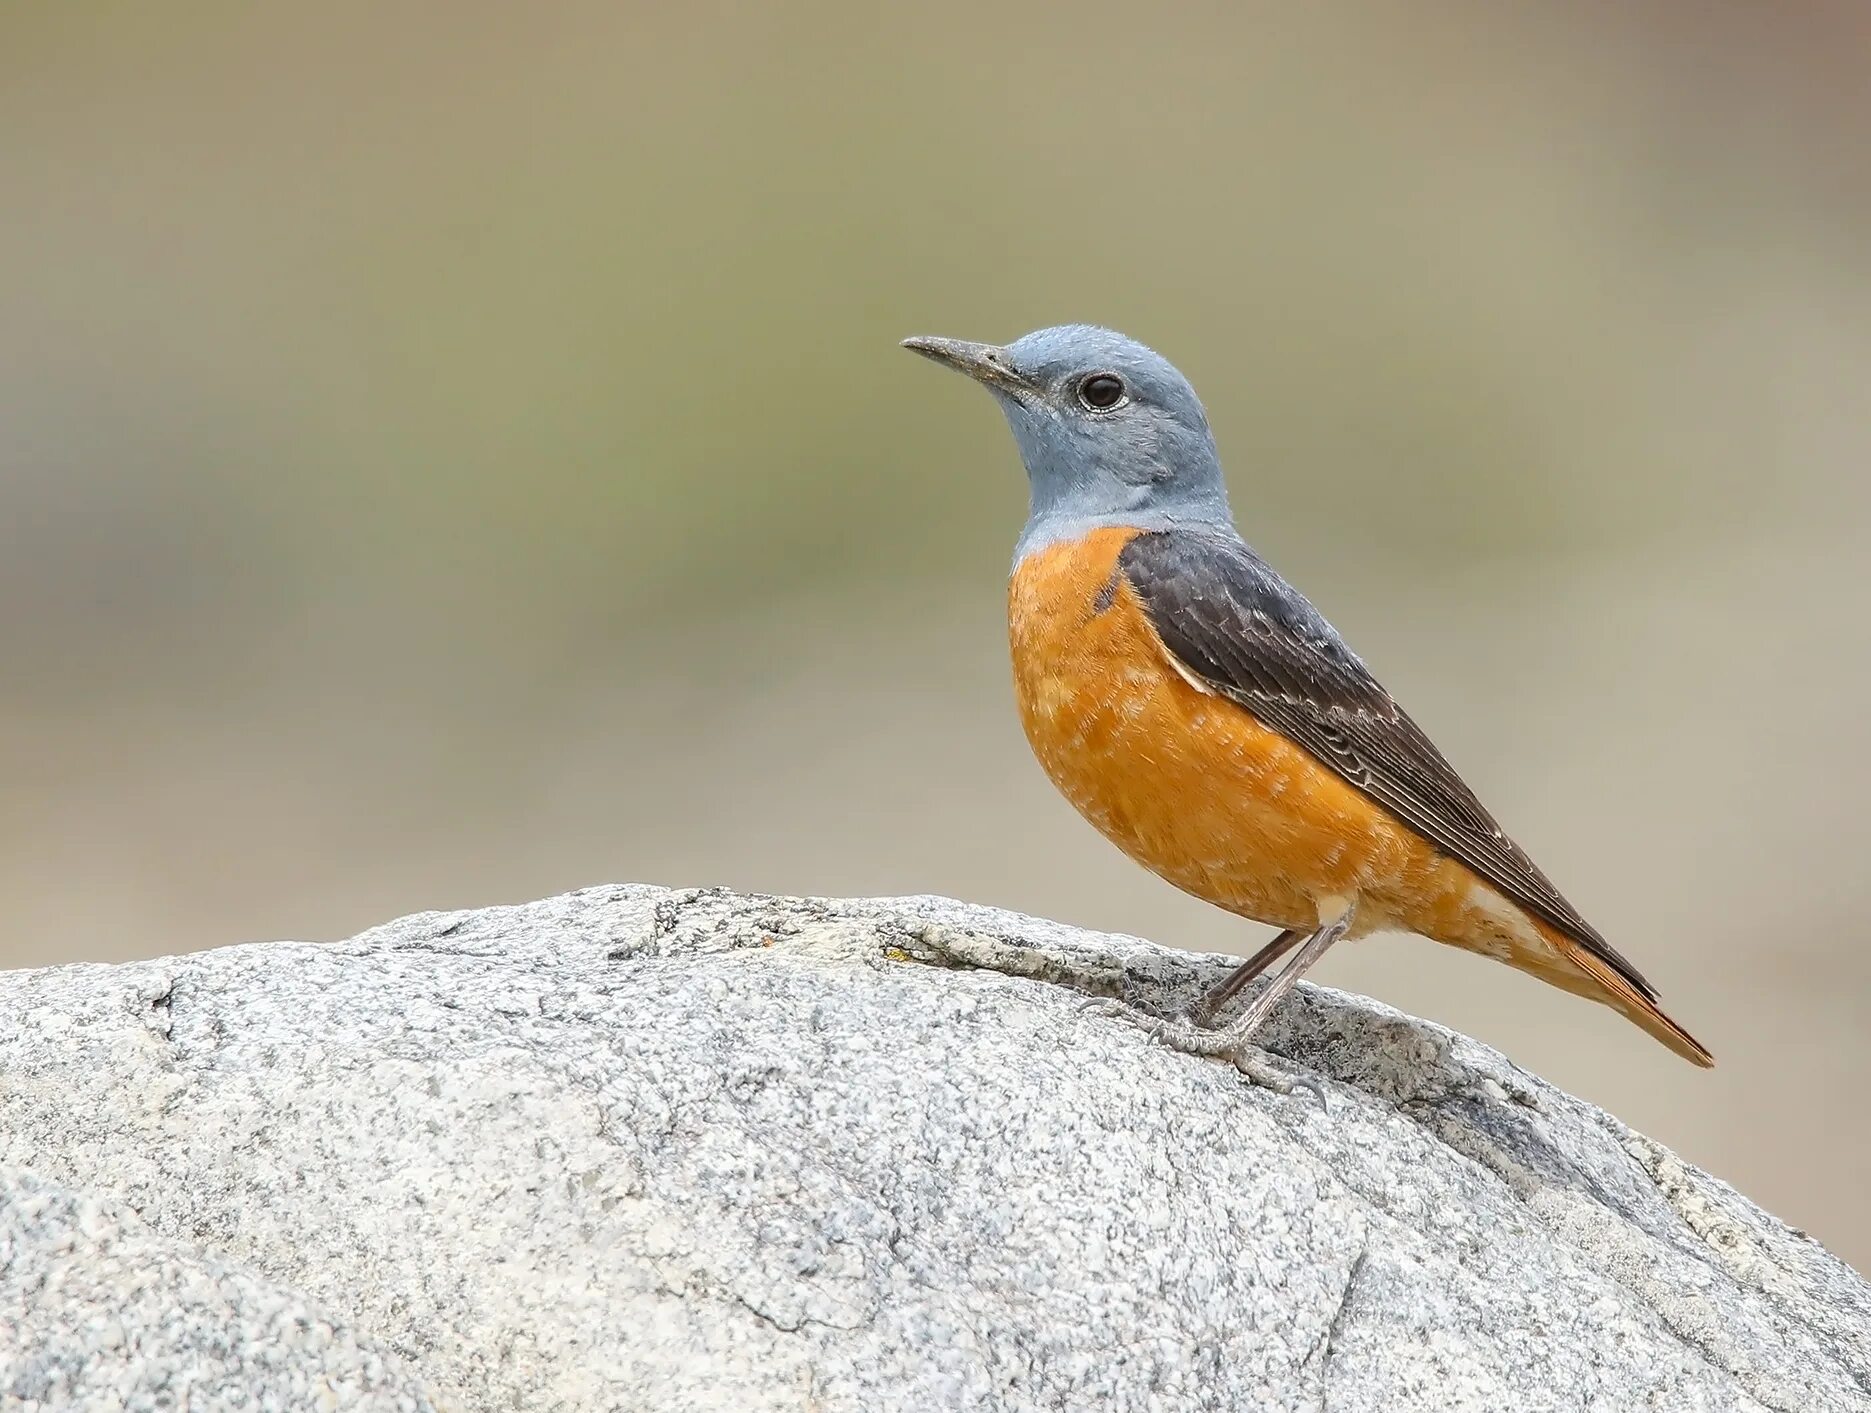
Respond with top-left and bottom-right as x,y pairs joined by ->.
4,4 -> 1867,1270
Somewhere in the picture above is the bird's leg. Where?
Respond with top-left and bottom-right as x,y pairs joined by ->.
1190,905 -> 1352,1054
1083,903 -> 1355,1103
1188,928 -> 1301,1028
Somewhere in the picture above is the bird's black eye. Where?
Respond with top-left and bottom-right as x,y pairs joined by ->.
1077,372 -> 1127,411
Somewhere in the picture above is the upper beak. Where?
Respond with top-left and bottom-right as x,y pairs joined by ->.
901,336 -> 1035,401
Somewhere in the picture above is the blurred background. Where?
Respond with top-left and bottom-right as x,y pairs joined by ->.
3,3 -> 1868,1268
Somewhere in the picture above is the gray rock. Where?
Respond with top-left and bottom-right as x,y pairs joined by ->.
0,1165 -> 441,1411
0,885 -> 1865,1412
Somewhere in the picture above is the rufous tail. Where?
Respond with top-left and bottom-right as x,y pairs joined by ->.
1528,927 -> 1714,1067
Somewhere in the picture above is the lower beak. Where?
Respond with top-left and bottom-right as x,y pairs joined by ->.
900,336 -> 1035,400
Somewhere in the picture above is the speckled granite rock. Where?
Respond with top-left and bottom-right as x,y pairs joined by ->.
1,885 -> 1865,1412
0,1165 -> 440,1411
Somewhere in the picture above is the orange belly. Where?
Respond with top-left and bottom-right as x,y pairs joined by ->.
1008,527 -> 1536,957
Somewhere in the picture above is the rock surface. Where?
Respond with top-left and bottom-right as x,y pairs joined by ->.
0,1165 -> 440,1411
1,884 -> 1866,1412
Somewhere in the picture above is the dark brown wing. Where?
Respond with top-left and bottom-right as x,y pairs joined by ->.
1119,527 -> 1655,999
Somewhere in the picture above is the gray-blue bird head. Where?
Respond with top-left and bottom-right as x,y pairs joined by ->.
903,324 -> 1233,562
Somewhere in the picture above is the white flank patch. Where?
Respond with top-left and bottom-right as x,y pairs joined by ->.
1466,882 -> 1551,955
1316,893 -> 1355,928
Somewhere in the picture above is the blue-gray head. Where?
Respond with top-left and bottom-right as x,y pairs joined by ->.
902,325 -> 1232,560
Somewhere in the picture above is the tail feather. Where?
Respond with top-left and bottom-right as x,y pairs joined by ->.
1535,931 -> 1714,1068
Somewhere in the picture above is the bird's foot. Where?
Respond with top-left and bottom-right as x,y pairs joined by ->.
1078,997 -> 1327,1106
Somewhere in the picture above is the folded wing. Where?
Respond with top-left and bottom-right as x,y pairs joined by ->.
1118,526 -> 1658,1002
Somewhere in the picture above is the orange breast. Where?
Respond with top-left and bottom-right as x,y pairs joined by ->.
1008,527 -> 1476,941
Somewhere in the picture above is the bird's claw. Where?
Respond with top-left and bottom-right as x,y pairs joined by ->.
1230,1052 -> 1328,1108
1079,995 -> 1328,1107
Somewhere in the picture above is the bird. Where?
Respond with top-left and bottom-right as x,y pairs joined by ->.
902,324 -> 1711,1090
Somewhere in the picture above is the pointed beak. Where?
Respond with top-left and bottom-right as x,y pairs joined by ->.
901,336 -> 1036,401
